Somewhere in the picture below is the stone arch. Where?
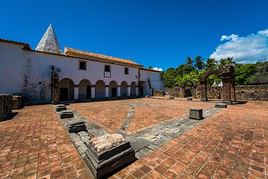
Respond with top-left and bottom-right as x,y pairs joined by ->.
95,80 -> 106,99
59,78 -> 74,101
78,79 -> 91,100
130,82 -> 136,96
109,81 -> 118,98
121,81 -> 128,97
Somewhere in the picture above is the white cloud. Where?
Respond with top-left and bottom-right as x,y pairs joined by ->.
152,67 -> 163,71
210,29 -> 268,63
221,34 -> 239,41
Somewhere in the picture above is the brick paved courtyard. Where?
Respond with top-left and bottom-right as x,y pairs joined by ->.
71,98 -> 214,134
0,100 -> 267,179
0,105 -> 90,179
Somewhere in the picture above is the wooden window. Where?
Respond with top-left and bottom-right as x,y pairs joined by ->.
124,67 -> 129,75
105,65 -> 111,72
79,61 -> 87,70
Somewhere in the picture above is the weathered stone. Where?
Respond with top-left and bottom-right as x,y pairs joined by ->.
89,134 -> 125,153
0,94 -> 13,120
84,134 -> 135,179
67,120 -> 86,133
55,104 -> 67,111
187,97 -> 192,101
189,109 -> 203,120
215,103 -> 227,108
11,95 -> 23,109
60,110 -> 74,119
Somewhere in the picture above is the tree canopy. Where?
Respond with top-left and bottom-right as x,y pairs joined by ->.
162,56 -> 268,88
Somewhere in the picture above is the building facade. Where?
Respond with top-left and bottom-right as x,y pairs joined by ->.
0,25 -> 164,104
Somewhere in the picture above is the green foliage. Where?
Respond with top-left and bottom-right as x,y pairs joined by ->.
162,55 -> 268,87
235,64 -> 256,84
244,62 -> 268,84
194,56 -> 205,70
162,68 -> 177,88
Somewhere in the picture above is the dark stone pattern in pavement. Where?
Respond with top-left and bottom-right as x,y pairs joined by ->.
111,102 -> 268,179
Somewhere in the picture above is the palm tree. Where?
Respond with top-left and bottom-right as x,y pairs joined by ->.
185,57 -> 193,66
194,56 -> 205,70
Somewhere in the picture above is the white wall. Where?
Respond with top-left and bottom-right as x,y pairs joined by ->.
140,69 -> 164,95
0,42 -> 163,103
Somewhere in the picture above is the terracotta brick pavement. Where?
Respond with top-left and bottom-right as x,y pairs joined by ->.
111,101 -> 268,178
127,99 -> 214,134
0,105 -> 90,179
71,99 -> 214,134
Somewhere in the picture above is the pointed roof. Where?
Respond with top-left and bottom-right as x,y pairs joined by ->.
35,24 -> 61,54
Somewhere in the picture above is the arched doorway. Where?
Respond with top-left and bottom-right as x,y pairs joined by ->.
109,81 -> 117,98
95,80 -> 106,99
79,79 -> 91,100
121,81 -> 128,97
59,78 -> 74,101
130,82 -> 136,97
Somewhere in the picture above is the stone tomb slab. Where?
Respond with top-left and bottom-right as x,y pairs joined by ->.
215,103 -> 227,108
60,110 -> 74,119
67,120 -> 87,133
189,109 -> 203,120
84,134 -> 135,179
56,104 -> 67,112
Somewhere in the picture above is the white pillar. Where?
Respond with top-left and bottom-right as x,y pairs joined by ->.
136,87 -> 139,96
127,86 -> 131,96
74,87 -> 79,100
117,86 -> 121,97
105,86 -> 109,98
91,86 -> 95,99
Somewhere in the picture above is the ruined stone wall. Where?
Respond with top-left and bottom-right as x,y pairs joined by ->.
195,85 -> 268,101
165,84 -> 268,101
235,85 -> 268,101
164,87 -> 196,98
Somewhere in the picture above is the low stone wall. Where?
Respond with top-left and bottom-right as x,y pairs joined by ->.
162,84 -> 268,101
0,94 -> 13,120
236,85 -> 268,101
165,87 -> 196,98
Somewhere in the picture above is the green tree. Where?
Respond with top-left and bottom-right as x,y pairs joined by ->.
235,63 -> 256,84
162,68 -> 177,88
194,56 -> 205,70
186,57 -> 193,66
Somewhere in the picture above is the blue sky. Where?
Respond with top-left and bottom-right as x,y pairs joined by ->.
1,0 -> 268,70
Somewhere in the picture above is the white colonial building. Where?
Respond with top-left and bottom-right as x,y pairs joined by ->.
0,25 -> 164,104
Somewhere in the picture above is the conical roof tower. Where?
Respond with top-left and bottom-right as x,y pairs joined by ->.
35,24 -> 61,54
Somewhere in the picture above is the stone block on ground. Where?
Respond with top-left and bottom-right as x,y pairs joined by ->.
12,95 -> 23,109
189,109 -> 203,120
60,110 -> 74,119
56,104 -> 67,112
215,103 -> 227,108
0,94 -> 13,120
67,119 -> 87,133
84,133 -> 135,179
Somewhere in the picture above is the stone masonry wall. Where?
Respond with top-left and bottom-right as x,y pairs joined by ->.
161,84 -> 268,101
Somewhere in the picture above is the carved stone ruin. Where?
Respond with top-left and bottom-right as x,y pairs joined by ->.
51,69 -> 59,104
84,134 -> 135,179
221,66 -> 236,104
67,120 -> 87,133
215,103 -> 227,108
0,94 -> 13,120
60,110 -> 74,119
189,109 -> 203,120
